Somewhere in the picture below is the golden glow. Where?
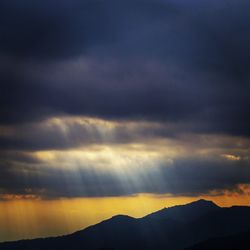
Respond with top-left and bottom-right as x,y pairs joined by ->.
4,116 -> 250,171
221,154 -> 241,161
32,145 -> 171,171
27,116 -> 250,172
1,194 -> 250,243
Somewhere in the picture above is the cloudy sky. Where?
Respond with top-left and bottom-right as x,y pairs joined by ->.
0,0 -> 250,242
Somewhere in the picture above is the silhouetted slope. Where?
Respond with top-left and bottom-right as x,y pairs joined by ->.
145,199 -> 220,222
179,205 -> 250,248
1,200 -> 250,250
186,230 -> 250,250
191,206 -> 250,238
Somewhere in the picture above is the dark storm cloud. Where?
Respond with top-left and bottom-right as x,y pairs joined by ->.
0,0 -> 249,136
0,118 -> 192,151
0,155 -> 250,198
0,0 -> 175,60
0,117 -> 249,152
0,0 -> 250,199
0,0 -> 113,60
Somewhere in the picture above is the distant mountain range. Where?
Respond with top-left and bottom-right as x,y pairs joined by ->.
1,199 -> 250,250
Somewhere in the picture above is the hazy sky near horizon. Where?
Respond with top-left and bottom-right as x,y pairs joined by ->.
0,0 -> 250,242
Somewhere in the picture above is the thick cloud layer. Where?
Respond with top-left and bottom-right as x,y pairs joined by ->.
0,0 -> 249,136
0,0 -> 250,199
1,154 -> 250,198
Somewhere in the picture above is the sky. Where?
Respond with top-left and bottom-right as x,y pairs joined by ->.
0,0 -> 250,242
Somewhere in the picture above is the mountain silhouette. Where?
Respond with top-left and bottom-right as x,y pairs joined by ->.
145,199 -> 219,222
1,199 -> 250,250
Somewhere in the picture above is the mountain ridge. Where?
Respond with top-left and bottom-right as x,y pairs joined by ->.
144,199 -> 220,223
1,199 -> 250,250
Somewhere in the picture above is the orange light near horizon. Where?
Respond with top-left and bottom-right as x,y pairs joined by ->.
1,193 -> 250,243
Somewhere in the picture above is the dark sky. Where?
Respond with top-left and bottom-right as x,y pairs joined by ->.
0,0 -> 250,199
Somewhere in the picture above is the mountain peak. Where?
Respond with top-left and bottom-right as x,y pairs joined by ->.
111,214 -> 134,220
145,199 -> 220,223
187,199 -> 218,207
106,214 -> 135,224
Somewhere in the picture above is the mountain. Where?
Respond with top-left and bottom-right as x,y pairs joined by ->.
186,230 -> 250,250
144,199 -> 220,222
1,199 -> 250,250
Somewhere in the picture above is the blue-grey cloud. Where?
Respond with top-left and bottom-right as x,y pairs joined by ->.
1,155 -> 250,198
0,0 -> 249,136
1,0 -> 250,199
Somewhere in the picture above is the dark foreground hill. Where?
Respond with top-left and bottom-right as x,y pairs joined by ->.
186,230 -> 250,250
1,199 -> 250,250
